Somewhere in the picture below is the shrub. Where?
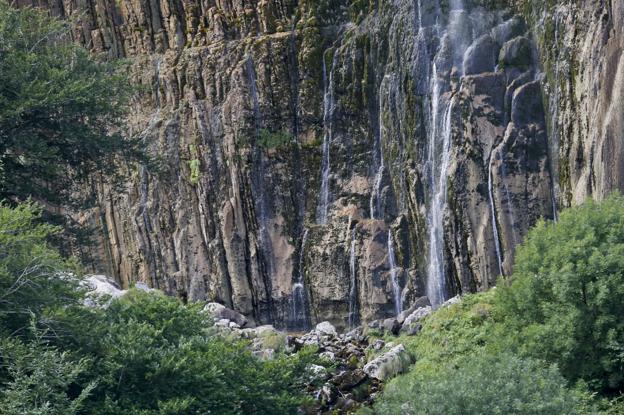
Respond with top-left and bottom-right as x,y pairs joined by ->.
57,290 -> 313,414
375,352 -> 588,415
258,129 -> 292,149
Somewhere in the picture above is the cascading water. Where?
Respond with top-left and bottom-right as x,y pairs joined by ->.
499,153 -> 519,247
370,80 -> 386,220
246,55 -> 275,319
387,229 -> 402,316
547,11 -> 562,222
291,229 -> 310,331
348,228 -> 359,328
488,153 -> 504,277
316,52 -> 337,225
425,2 -> 470,307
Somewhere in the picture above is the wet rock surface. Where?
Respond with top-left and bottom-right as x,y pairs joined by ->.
25,0 -> 623,332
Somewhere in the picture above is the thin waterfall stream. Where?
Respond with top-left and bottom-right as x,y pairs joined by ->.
348,228 -> 359,329
488,153 -> 505,276
387,229 -> 402,316
291,229 -> 310,330
425,2 -> 471,307
316,52 -> 337,225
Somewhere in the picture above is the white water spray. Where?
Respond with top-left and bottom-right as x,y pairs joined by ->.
348,228 -> 359,328
317,53 -> 337,225
488,153 -> 504,276
291,229 -> 310,330
387,229 -> 402,315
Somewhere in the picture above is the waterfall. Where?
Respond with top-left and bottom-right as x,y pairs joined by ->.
500,153 -> 518,247
370,80 -> 386,220
291,229 -> 310,331
246,55 -> 276,318
548,12 -> 562,222
246,56 -> 262,135
417,0 -> 422,29
154,56 -> 163,109
316,52 -> 337,225
488,153 -> 504,277
348,228 -> 359,329
425,2 -> 470,307
426,94 -> 454,307
387,229 -> 402,316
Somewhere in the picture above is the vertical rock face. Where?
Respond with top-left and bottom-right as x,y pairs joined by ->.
27,0 -> 623,329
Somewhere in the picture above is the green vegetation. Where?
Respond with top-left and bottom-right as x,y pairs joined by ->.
373,194 -> 624,414
258,128 -> 293,149
188,145 -> 201,185
0,1 -> 148,208
498,195 -> 624,394
375,353 -> 587,415
0,203 -> 315,414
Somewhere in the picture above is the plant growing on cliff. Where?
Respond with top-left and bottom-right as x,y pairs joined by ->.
258,128 -> 293,150
0,1 -> 148,208
187,144 -> 201,185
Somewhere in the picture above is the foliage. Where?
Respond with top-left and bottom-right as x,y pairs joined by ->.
53,290 -> 313,414
0,202 -> 81,335
0,332 -> 94,415
187,145 -> 201,185
0,1 -> 147,208
375,352 -> 589,415
496,193 -> 624,393
258,128 -> 293,149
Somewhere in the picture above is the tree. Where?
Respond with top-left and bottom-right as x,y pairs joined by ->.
0,1 -> 146,208
496,193 -> 624,394
0,202 -> 82,335
0,334 -> 94,415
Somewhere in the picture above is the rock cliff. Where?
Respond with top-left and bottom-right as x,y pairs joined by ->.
21,0 -> 623,329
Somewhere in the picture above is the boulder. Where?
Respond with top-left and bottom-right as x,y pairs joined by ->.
442,295 -> 462,307
491,16 -> 527,45
317,383 -> 338,406
370,339 -> 385,351
331,369 -> 367,391
363,344 -> 412,381
135,281 -> 156,292
307,364 -> 330,384
499,36 -> 532,69
463,34 -> 498,75
315,321 -> 338,337
400,306 -> 432,335
382,318 -> 401,335
203,302 -> 249,327
83,275 -> 126,307
397,296 -> 431,324
511,81 -> 544,126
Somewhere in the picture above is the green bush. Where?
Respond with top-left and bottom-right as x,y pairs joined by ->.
496,193 -> 624,393
52,290 -> 314,415
258,129 -> 292,149
375,352 -> 589,415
